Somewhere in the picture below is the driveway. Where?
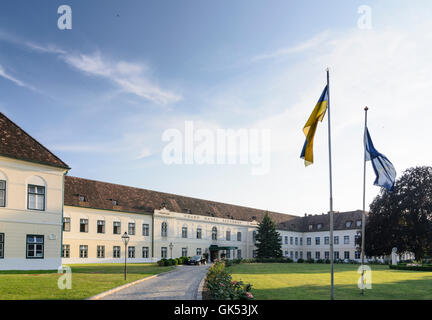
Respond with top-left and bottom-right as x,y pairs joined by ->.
100,264 -> 210,300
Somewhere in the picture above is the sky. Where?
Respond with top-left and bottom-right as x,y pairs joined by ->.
0,0 -> 431,217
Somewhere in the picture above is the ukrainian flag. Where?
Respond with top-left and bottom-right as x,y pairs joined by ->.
300,85 -> 329,166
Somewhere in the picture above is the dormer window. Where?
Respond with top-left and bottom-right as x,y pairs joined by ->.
308,224 -> 313,231
112,200 -> 119,206
78,195 -> 87,202
345,221 -> 352,228
317,223 -> 323,230
356,220 -> 362,227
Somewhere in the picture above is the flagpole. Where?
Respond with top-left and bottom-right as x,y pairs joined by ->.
326,68 -> 335,300
361,106 -> 368,295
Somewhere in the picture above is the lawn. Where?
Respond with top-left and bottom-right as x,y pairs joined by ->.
0,263 -> 174,300
227,263 -> 432,300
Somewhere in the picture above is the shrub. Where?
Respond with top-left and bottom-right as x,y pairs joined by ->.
205,261 -> 254,300
297,258 -> 304,263
306,258 -> 315,264
316,259 -> 324,264
389,265 -> 432,272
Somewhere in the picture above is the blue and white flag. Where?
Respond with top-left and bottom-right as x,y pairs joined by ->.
364,127 -> 396,191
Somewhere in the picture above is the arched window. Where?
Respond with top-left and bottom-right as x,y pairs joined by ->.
161,222 -> 168,237
212,226 -> 217,240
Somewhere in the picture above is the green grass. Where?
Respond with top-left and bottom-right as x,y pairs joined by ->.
227,263 -> 432,300
0,263 -> 174,300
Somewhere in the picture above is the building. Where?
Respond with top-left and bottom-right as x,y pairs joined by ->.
0,112 -> 363,270
0,113 -> 69,270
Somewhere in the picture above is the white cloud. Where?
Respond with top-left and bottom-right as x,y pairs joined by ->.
0,65 -> 38,92
63,52 -> 182,105
251,31 -> 330,62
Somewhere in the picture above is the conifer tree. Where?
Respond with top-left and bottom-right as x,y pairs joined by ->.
255,212 -> 283,258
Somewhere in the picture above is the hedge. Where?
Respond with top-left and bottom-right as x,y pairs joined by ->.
389,265 -> 432,272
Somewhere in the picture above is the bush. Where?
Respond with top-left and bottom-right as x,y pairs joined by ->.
389,265 -> 432,272
306,258 -> 315,264
297,258 -> 304,263
316,259 -> 324,264
205,261 -> 254,300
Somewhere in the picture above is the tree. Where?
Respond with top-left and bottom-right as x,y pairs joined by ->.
255,212 -> 282,258
365,166 -> 432,261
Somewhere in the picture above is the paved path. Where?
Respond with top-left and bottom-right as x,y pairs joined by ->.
101,264 -> 210,300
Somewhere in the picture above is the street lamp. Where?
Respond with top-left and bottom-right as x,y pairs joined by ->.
121,232 -> 130,280
169,242 -> 173,259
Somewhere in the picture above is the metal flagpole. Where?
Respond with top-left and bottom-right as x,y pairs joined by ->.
361,106 -> 368,294
326,68 -> 335,300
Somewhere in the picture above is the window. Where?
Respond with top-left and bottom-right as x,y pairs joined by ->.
128,223 -> 136,235
344,251 -> 350,260
315,237 -> 320,245
300,251 -> 303,259
300,238 -> 303,246
356,220 -> 362,227
295,237 -> 298,246
27,185 -> 45,211
161,247 -> 167,258
196,228 -> 202,239
315,251 -> 320,260
0,233 -> 4,258
80,219 -> 88,233
295,251 -> 298,259
345,221 -> 352,228
128,246 -> 135,258
97,220 -> 105,234
308,224 -> 313,231
290,251 -> 293,259
142,224 -> 149,236
0,180 -> 6,207
62,244 -> 70,258
253,250 -> 257,258
212,227 -> 217,240
161,222 -> 168,237
290,237 -> 293,245
284,250 -> 288,256
284,236 -> 288,244
78,195 -> 87,202
196,248 -> 202,256
324,236 -> 329,245
317,223 -> 323,230
307,251 -> 312,260
237,232 -> 242,241
79,245 -> 88,258
113,221 -> 121,234
226,230 -> 231,241
113,246 -> 121,258
325,251 -> 329,260
26,235 -> 44,259
63,217 -> 71,232
182,248 -> 188,257
355,251 -> 361,259
355,234 -> 360,246
226,250 -> 230,259
344,236 -> 350,244
142,247 -> 149,258
237,249 -> 242,259
97,245 -> 105,258
253,231 -> 257,243
112,199 -> 119,206
307,237 -> 311,245
334,251 -> 339,260
334,236 -> 339,245
182,227 -> 188,238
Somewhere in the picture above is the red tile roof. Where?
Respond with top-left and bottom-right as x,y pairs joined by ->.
0,112 -> 69,169
64,176 -> 297,224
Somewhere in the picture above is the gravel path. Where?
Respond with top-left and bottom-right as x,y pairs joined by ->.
101,264 -> 210,300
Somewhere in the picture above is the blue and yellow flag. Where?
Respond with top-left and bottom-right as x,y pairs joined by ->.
300,85 -> 329,166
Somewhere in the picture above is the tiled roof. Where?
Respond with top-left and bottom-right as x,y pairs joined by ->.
64,176 -> 363,231
0,112 -> 69,169
64,176 -> 297,224
277,210 -> 364,232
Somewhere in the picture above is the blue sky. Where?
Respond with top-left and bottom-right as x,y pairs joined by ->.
1,0 -> 431,216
